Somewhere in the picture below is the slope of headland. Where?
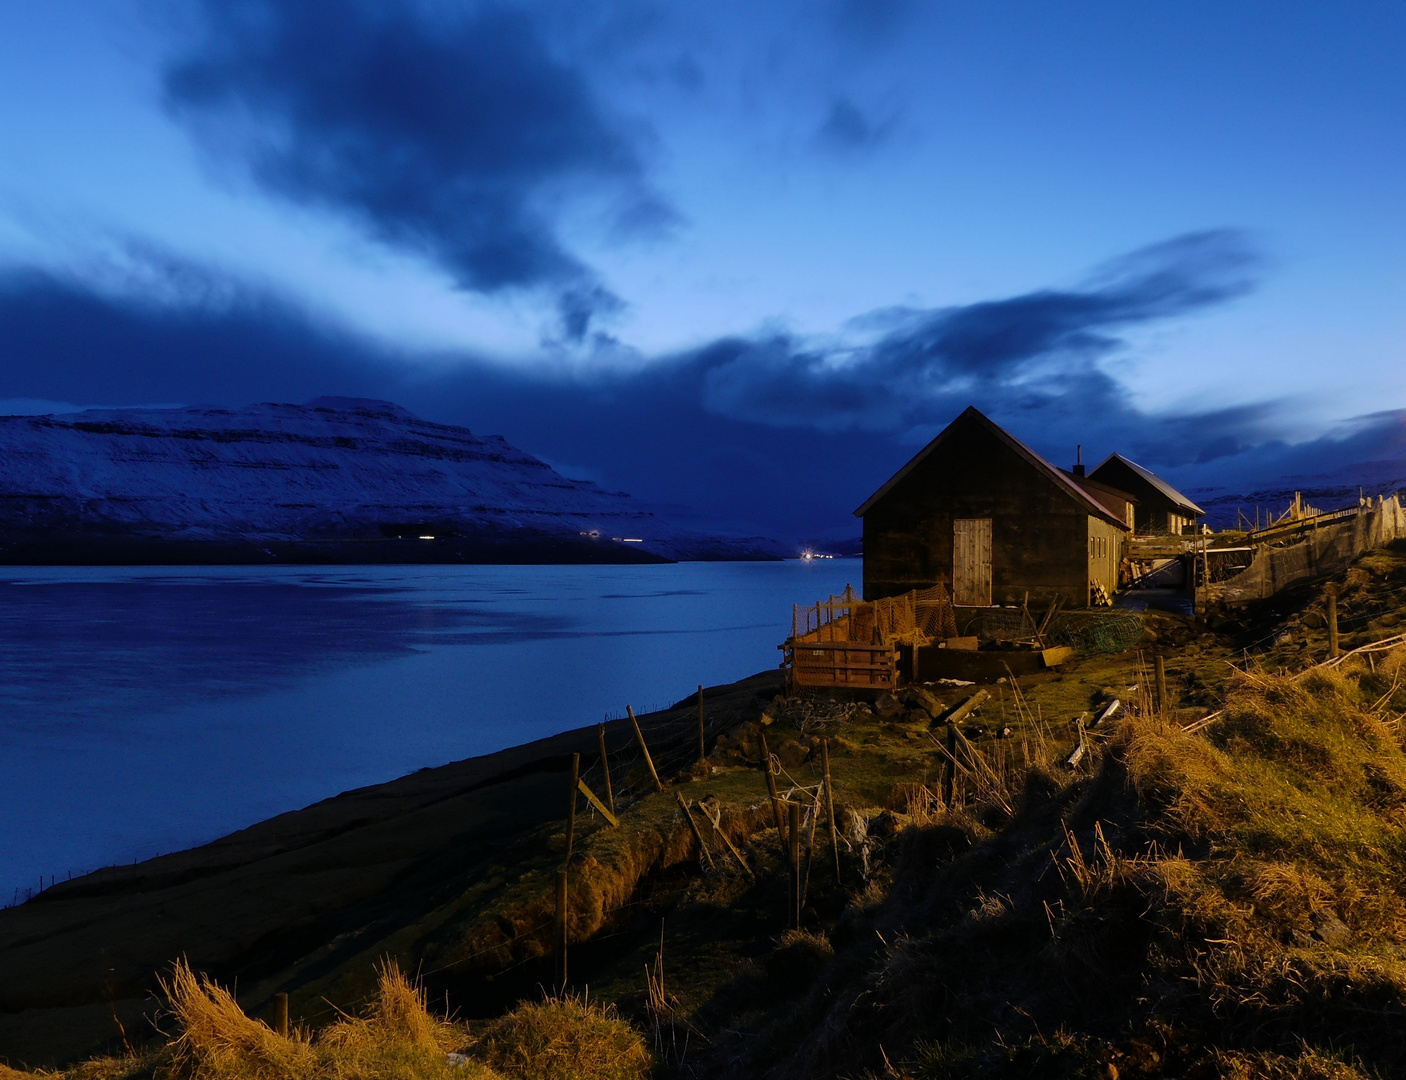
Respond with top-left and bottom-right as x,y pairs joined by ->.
6,542 -> 1406,1077
0,398 -> 779,564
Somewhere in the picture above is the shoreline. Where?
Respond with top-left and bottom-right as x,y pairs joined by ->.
0,668 -> 783,1066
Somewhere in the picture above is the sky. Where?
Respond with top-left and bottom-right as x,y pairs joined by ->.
1,0 -> 1404,541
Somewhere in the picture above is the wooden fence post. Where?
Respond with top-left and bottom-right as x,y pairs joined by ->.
597,722 -> 615,816
554,867 -> 569,992
822,739 -> 841,886
566,753 -> 579,862
788,802 -> 802,929
627,706 -> 664,792
942,723 -> 957,807
697,685 -> 706,761
675,791 -> 716,871
1154,655 -> 1168,717
274,992 -> 289,1038
760,733 -> 787,859
1327,584 -> 1340,659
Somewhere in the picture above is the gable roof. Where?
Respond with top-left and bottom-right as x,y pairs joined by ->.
853,406 -> 1130,529
1091,453 -> 1205,517
1061,471 -> 1139,522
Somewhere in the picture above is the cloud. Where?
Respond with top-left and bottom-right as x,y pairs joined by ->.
5,229 -> 1393,542
163,0 -> 674,339
0,255 -> 397,406
815,97 -> 897,153
695,229 -> 1261,438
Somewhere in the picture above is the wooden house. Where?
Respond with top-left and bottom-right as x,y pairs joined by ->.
1089,453 -> 1204,535
854,406 -> 1135,607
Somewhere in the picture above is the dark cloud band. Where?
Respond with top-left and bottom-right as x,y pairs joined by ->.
4,231 -> 1394,541
164,0 -> 672,339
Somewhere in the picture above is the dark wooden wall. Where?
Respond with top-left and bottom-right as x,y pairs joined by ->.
1088,457 -> 1186,535
860,419 -> 1091,606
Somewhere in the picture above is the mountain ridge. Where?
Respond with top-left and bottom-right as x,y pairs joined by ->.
0,398 -> 780,563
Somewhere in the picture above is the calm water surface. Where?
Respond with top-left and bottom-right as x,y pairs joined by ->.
0,560 -> 856,901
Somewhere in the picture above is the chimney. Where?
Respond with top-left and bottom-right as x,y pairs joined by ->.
1073,444 -> 1085,478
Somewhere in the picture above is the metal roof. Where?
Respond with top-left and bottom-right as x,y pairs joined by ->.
1091,453 -> 1205,517
853,405 -> 1131,529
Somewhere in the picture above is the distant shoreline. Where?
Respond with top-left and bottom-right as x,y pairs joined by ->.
0,532 -> 785,565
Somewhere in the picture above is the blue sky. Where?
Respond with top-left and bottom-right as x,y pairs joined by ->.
1,1 -> 1404,538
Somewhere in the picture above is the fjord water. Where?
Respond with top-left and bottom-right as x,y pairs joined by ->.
0,560 -> 856,902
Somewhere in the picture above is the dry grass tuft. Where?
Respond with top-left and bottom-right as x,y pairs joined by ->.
163,960 -> 317,1080
317,961 -> 483,1080
148,959 -> 499,1080
476,996 -> 652,1080
1212,1047 -> 1375,1079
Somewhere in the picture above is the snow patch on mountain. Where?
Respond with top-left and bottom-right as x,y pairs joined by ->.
0,398 -> 777,560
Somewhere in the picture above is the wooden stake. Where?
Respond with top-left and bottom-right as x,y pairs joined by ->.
943,723 -> 957,807
627,706 -> 664,792
822,739 -> 841,886
554,867 -> 568,992
788,801 -> 802,929
676,791 -> 716,871
700,800 -> 753,877
597,722 -> 615,816
940,689 -> 989,727
577,777 -> 619,827
697,685 -> 706,761
274,992 -> 289,1038
800,794 -> 820,908
1154,654 -> 1168,717
1327,584 -> 1340,659
760,733 -> 787,858
565,752 -> 579,862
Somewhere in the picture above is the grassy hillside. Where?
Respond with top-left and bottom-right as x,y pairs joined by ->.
7,542 -> 1406,1078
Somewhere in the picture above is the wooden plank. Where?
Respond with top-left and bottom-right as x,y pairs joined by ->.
700,801 -> 754,877
554,867 -> 569,991
627,706 -> 664,792
597,722 -> 615,816
675,792 -> 715,871
1041,646 -> 1074,668
577,777 -> 619,827
565,752 -> 579,861
822,739 -> 841,886
953,518 -> 992,606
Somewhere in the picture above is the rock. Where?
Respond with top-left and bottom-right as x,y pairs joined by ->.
907,685 -> 944,716
774,738 -> 811,767
874,692 -> 904,719
1311,910 -> 1351,947
908,707 -> 933,725
836,805 -> 869,843
868,809 -> 908,837
715,722 -> 761,763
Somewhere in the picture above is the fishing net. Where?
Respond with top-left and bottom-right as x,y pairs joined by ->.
1048,612 -> 1145,653
959,608 -> 1144,654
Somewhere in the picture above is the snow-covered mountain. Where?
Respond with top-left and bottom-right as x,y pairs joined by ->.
0,398 -> 778,563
